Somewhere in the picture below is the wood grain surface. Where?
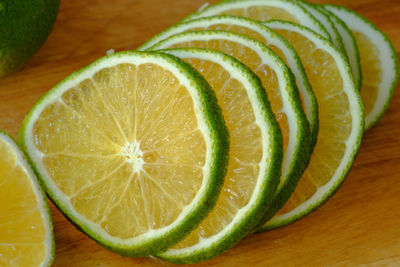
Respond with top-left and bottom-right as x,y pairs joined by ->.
1,0 -> 400,266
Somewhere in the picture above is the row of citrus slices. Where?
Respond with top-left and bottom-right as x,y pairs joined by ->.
1,0 -> 398,265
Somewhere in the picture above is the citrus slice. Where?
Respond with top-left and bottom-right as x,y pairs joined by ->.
152,47 -> 282,263
18,51 -> 230,256
184,0 -> 330,39
323,4 -> 399,130
149,30 -> 310,228
139,15 -> 318,149
0,131 -> 54,267
320,6 -> 362,91
258,20 -> 364,230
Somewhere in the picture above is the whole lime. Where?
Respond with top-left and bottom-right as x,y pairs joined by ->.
0,0 -> 60,78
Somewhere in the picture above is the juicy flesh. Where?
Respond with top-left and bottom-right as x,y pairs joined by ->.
271,30 -> 352,215
354,31 -> 382,119
0,139 -> 47,267
218,6 -> 299,23
170,58 -> 262,248
32,63 -> 206,239
169,39 -> 289,166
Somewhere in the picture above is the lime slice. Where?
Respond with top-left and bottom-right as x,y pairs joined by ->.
139,15 -> 318,150
149,30 -> 310,232
259,20 -> 364,230
320,6 -> 362,91
184,0 -> 330,39
152,47 -> 282,263
18,51 -> 229,256
0,131 -> 54,267
324,4 -> 399,130
299,1 -> 346,54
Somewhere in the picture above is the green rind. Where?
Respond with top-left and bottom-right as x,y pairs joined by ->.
323,4 -> 400,131
18,51 -> 230,257
138,15 -> 318,152
153,47 -> 283,264
148,29 -> 311,238
0,130 -> 55,267
319,6 -> 363,91
258,20 -> 364,231
0,0 -> 60,78
182,0 -> 331,40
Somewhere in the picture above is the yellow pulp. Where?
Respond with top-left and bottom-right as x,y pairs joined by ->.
170,39 -> 289,159
32,63 -> 206,239
354,31 -> 382,118
0,139 -> 47,266
170,58 -> 262,248
219,6 -> 299,23
271,30 -> 352,215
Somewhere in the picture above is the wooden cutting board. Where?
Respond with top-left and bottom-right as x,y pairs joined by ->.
1,0 -> 399,266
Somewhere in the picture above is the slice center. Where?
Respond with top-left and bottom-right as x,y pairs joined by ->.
121,141 -> 144,172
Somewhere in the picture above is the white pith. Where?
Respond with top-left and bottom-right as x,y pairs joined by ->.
22,54 -> 217,248
0,133 -> 54,267
264,21 -> 363,227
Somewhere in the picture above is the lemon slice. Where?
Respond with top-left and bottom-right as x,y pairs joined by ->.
324,4 -> 399,130
152,47 -> 282,263
185,0 -> 330,39
0,131 -> 54,267
139,15 -> 318,149
320,6 -> 362,90
259,20 -> 364,230
149,29 -> 310,234
18,51 -> 229,256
